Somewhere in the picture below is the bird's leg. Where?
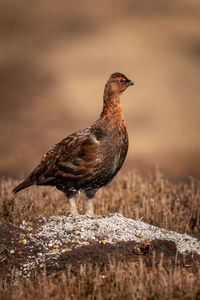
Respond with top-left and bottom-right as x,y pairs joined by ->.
86,198 -> 95,217
84,190 -> 100,217
69,198 -> 79,216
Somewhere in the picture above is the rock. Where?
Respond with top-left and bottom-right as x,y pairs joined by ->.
0,214 -> 199,277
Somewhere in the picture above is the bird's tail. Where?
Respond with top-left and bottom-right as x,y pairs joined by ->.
13,175 -> 34,194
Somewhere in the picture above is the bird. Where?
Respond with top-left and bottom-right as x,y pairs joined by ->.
13,72 -> 134,217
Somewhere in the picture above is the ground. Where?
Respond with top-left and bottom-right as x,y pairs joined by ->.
0,214 -> 200,281
0,172 -> 200,299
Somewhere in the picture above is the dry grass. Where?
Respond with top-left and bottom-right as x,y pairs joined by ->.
1,170 -> 199,236
0,258 -> 200,299
0,170 -> 200,299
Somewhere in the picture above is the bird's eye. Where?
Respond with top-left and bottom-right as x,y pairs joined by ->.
119,79 -> 125,83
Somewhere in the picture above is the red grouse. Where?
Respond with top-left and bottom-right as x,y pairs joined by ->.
13,72 -> 134,216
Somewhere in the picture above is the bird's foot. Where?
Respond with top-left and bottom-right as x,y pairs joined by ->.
85,212 -> 102,218
66,212 -> 101,218
67,213 -> 86,219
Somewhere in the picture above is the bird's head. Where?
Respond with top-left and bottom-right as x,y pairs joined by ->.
106,72 -> 134,96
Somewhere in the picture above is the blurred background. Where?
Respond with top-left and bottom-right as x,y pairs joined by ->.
0,0 -> 200,180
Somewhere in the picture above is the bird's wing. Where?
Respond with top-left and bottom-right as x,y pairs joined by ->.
34,131 -> 102,185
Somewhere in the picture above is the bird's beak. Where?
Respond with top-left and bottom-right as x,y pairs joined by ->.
127,81 -> 134,87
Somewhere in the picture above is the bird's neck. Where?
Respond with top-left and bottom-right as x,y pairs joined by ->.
100,84 -> 124,122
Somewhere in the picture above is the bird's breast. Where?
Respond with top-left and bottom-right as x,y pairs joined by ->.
94,120 -> 128,177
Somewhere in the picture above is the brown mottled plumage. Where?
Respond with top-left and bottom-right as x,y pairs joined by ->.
13,72 -> 134,216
